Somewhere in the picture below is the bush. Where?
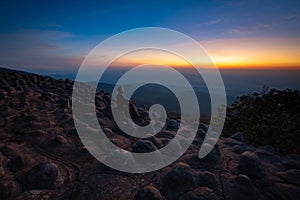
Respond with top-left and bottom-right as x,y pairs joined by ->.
223,87 -> 300,153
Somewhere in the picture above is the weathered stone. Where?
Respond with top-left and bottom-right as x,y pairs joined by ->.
103,127 -> 113,136
0,180 -> 21,199
262,182 -> 300,200
198,123 -> 208,133
30,76 -> 37,84
16,190 -> 55,199
139,110 -> 150,121
0,79 -> 10,89
198,171 -> 218,190
65,78 -> 72,84
134,186 -> 163,200
20,162 -> 63,190
132,140 -> 157,153
178,187 -> 219,200
0,165 -> 4,177
238,151 -> 262,178
164,162 -> 194,188
275,169 -> 300,186
200,143 -> 221,165
167,119 -> 180,130
230,132 -> 245,142
0,89 -> 8,100
222,174 -> 259,200
8,154 -> 33,172
144,136 -> 162,148
54,135 -> 67,144
197,128 -> 207,137
0,153 -> 5,176
156,130 -> 175,139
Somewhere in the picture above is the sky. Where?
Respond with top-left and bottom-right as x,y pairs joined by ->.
0,0 -> 300,72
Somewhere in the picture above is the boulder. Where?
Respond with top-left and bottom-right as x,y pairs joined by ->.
164,162 -> 194,188
230,132 -> 245,142
20,162 -> 63,190
8,154 -> 34,172
54,135 -> 68,144
0,180 -> 21,199
139,110 -> 150,121
238,151 -> 262,178
156,130 -> 175,139
178,187 -> 219,200
197,171 -> 218,190
132,140 -> 157,153
200,143 -> 221,165
221,174 -> 259,200
144,136 -> 162,148
167,119 -> 180,130
0,89 -> 8,100
103,127 -> 113,136
134,186 -> 163,200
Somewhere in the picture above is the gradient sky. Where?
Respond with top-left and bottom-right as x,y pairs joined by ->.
0,0 -> 300,72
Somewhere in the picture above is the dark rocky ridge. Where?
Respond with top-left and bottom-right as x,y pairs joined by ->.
0,67 -> 299,199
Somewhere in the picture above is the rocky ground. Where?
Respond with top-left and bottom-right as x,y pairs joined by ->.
0,67 -> 299,200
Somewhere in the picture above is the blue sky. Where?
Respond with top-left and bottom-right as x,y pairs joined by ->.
0,0 -> 299,72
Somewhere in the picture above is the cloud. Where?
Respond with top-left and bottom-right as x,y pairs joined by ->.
40,23 -> 63,28
283,14 -> 298,21
224,23 -> 277,36
0,29 -> 82,72
203,18 -> 223,26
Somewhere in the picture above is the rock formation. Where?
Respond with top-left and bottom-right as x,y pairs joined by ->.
0,67 -> 299,199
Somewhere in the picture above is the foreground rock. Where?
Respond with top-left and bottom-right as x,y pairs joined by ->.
238,151 -> 264,178
134,186 -> 164,200
0,67 -> 299,199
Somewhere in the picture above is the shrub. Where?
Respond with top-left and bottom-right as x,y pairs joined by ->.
223,87 -> 300,153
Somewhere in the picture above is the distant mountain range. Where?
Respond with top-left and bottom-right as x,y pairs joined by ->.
96,82 -> 236,117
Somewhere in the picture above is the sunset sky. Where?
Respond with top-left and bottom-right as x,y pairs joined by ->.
0,0 -> 299,72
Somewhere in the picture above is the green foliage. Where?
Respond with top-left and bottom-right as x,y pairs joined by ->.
223,87 -> 300,153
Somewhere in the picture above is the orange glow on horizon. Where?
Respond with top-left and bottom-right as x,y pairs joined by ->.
91,36 -> 300,70
201,37 -> 300,69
